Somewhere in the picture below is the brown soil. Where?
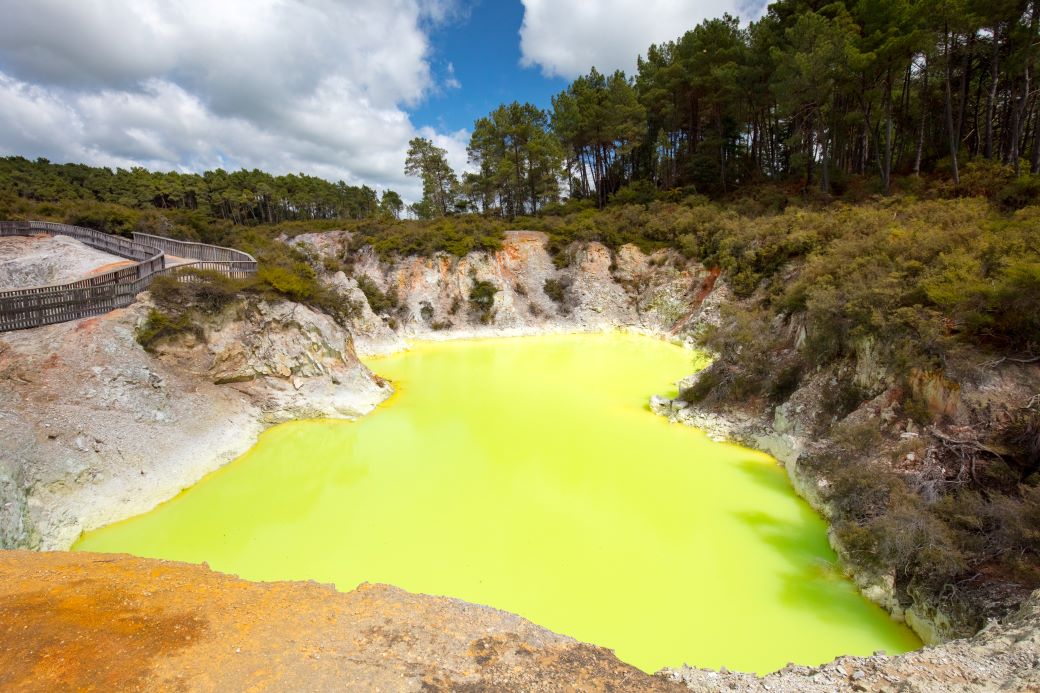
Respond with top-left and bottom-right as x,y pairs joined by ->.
86,259 -> 135,276
0,551 -> 682,692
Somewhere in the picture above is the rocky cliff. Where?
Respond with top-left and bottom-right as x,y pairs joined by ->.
1,229 -> 713,552
0,295 -> 390,551
292,229 -> 717,353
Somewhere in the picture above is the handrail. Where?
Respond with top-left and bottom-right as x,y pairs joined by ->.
132,232 -> 257,269
0,221 -> 257,331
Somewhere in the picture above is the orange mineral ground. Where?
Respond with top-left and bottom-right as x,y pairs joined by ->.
0,550 -> 683,692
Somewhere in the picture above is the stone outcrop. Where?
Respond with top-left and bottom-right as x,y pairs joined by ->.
151,298 -> 389,423
0,295 -> 390,551
292,230 -> 715,352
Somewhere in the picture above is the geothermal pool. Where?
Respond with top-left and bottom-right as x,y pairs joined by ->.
75,332 -> 919,673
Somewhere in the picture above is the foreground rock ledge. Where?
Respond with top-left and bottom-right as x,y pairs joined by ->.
0,551 -> 681,692
2,552 -> 1039,692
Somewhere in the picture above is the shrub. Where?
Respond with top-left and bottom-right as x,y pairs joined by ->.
610,180 -> 659,206
256,264 -> 317,301
995,174 -> 1040,211
135,308 -> 202,352
355,274 -> 399,315
468,279 -> 498,324
543,278 -> 567,304
768,359 -> 804,403
149,271 -> 243,313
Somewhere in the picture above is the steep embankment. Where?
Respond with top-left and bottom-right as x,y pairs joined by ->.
651,328 -> 1040,647
0,295 -> 390,551
292,229 -> 718,354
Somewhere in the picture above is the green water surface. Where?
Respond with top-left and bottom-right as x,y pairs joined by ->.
75,332 -> 920,673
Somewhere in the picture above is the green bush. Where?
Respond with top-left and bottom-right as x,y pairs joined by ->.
468,279 -> 498,323
256,264 -> 317,301
995,174 -> 1040,211
66,202 -> 140,236
355,274 -> 399,315
149,271 -> 243,313
543,278 -> 567,303
135,308 -> 202,352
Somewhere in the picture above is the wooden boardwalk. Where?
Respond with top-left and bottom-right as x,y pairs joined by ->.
0,221 -> 257,332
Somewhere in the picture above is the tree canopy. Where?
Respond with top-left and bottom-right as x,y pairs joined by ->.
0,157 -> 401,225
456,0 -> 1040,209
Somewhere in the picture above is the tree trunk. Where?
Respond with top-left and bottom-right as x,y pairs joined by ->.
1013,5 -> 1040,174
882,71 -> 894,194
820,125 -> 831,193
985,25 -> 1001,159
717,108 -> 727,192
512,141 -> 523,218
805,112 -> 815,190
956,31 -> 975,144
915,56 -> 929,176
1031,105 -> 1040,174
1011,64 -> 1030,175
945,25 -> 961,184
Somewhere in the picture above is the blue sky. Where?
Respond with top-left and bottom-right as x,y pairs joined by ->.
410,1 -> 568,134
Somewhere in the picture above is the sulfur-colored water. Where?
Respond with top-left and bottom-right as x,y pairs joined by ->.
75,332 -> 920,673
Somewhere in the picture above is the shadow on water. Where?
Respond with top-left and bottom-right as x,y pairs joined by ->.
728,460 -> 919,644
730,503 -> 909,639
732,457 -> 803,497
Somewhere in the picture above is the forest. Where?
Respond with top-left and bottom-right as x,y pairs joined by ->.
0,157 -> 404,225
407,0 -> 1040,217
2,1 -> 1037,225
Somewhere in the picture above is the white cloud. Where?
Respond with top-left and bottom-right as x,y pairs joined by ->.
445,63 -> 462,90
519,0 -> 768,79
0,0 -> 471,202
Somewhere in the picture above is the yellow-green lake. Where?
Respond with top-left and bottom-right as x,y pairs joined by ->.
75,332 -> 920,673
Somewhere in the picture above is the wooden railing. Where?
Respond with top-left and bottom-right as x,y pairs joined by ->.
132,233 -> 258,270
0,221 -> 257,332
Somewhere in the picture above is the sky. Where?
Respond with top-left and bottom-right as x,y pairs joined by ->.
0,0 -> 767,202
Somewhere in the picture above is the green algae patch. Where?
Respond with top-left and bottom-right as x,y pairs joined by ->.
75,332 -> 920,673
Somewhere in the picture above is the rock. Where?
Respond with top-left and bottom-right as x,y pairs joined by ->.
0,294 -> 391,551
293,230 -> 714,350
650,395 -> 673,415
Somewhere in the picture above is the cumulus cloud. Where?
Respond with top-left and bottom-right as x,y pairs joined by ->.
0,0 -> 470,201
519,0 -> 768,79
